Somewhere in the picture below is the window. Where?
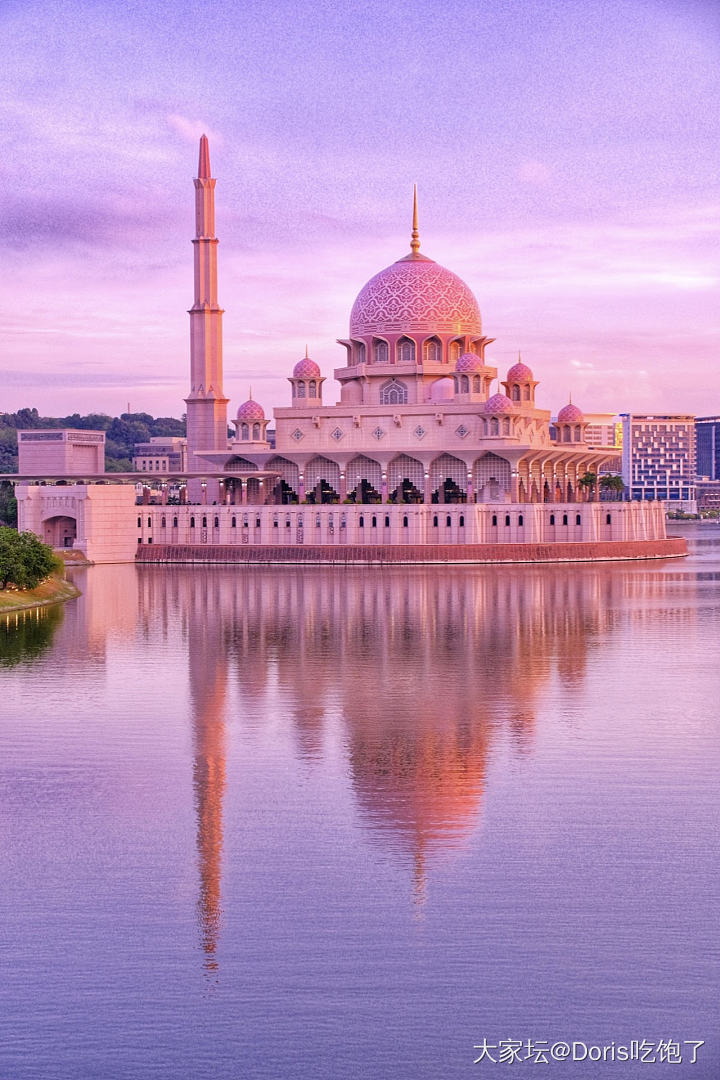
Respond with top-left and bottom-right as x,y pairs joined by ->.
359,516 -> 364,528
384,515 -> 390,527
252,423 -> 260,440
190,516 -> 195,528
231,516 -> 237,527
461,375 -> 469,393
373,339 -> 388,364
606,513 -> 612,525
309,380 -> 317,396
397,338 -> 415,364
214,516 -> 219,528
380,379 -> 408,406
147,517 -> 151,528
550,514 -> 555,525
518,515 -> 524,526
562,514 -> 568,525
473,376 -> 481,393
297,381 -> 306,398
459,515 -> 464,527
202,516 -> 207,528
512,385 -> 520,401
505,515 -> 510,526
355,342 -> 366,364
372,515 -> 377,528
449,341 -> 461,364
492,514 -> 497,526
161,516 -> 166,528
173,516 -> 178,527
576,514 -> 581,525
256,518 -> 261,528
403,516 -> 408,527
433,515 -> 438,527
423,338 -> 441,363
446,515 -> 451,527
137,516 -> 141,528
241,423 -> 249,439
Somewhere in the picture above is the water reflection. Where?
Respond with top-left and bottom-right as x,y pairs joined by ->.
137,565 -> 646,925
186,575 -> 228,977
0,604 -> 63,667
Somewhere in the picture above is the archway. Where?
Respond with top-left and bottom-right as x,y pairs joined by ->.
430,454 -> 467,503
387,455 -> 424,503
43,515 -> 77,549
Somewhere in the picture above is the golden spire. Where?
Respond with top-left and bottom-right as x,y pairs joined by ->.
410,184 -> 420,254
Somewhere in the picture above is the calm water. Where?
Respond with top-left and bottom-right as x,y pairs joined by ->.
1,526 -> 719,1079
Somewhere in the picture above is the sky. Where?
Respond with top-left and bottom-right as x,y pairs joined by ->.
2,0 -> 719,419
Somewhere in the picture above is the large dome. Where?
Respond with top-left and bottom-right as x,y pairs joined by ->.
349,253 -> 482,338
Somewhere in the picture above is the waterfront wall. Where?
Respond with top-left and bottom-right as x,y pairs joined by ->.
136,538 -> 687,565
134,500 -> 668,550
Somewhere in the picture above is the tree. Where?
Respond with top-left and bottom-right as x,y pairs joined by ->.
0,527 -> 58,590
0,483 -> 18,527
600,474 -> 625,500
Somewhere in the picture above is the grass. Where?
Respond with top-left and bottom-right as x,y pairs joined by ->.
0,573 -> 81,614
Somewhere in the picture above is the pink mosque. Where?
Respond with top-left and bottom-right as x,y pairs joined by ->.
15,136 -> 685,563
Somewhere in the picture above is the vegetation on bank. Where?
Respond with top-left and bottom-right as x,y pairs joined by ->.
0,527 -> 59,590
0,526 -> 80,612
0,407 -> 186,474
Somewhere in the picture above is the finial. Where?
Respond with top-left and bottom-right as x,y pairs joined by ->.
198,134 -> 211,179
410,184 -> 420,254
249,385 -> 253,400
518,350 -> 522,363
569,390 -> 572,405
305,344 -> 309,358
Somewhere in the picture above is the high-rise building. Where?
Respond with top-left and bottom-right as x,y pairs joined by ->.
695,416 -> 720,480
621,414 -> 696,509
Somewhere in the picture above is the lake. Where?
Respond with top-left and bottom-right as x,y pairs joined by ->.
1,525 -> 718,1078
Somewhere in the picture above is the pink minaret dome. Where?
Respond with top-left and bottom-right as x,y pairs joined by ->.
557,401 -> 584,422
484,392 -> 515,413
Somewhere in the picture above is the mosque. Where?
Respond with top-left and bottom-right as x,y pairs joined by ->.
14,136 -> 684,563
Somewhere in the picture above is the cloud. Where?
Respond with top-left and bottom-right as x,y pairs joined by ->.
167,114 -> 224,146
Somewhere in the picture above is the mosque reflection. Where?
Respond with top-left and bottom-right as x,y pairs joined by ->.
137,564 -> 635,964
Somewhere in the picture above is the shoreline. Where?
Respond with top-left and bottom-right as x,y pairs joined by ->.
0,574 -> 81,616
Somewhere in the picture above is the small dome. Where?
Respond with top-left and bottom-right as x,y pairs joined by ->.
507,361 -> 533,381
485,393 -> 515,414
557,402 -> 584,422
236,398 -> 265,421
293,356 -> 321,378
456,352 -> 483,373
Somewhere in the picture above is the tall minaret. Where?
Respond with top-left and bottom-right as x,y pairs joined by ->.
185,134 -> 229,495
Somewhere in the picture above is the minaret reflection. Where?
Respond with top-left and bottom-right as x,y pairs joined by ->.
186,571 -> 228,976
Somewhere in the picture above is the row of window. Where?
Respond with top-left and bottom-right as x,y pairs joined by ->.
350,339 -> 488,366
291,380 -> 320,398
138,511 -> 611,531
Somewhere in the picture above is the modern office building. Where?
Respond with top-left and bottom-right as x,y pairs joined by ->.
695,416 -> 720,480
621,414 -> 696,509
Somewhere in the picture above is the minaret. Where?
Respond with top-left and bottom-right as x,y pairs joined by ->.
185,134 -> 229,496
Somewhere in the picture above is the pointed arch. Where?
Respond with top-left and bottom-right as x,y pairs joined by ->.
347,455 -> 382,503
473,453 -> 512,502
380,378 -> 408,406
387,454 -> 424,503
422,336 -> 442,363
305,456 -> 341,503
266,456 -> 300,503
430,454 -> 467,503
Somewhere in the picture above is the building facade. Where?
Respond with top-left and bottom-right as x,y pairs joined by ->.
695,416 -> 720,481
621,414 -> 696,509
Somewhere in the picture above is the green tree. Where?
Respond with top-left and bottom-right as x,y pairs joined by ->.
0,527 -> 58,590
0,483 -> 18,527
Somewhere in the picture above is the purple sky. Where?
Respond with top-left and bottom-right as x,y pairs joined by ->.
2,0 -> 719,419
